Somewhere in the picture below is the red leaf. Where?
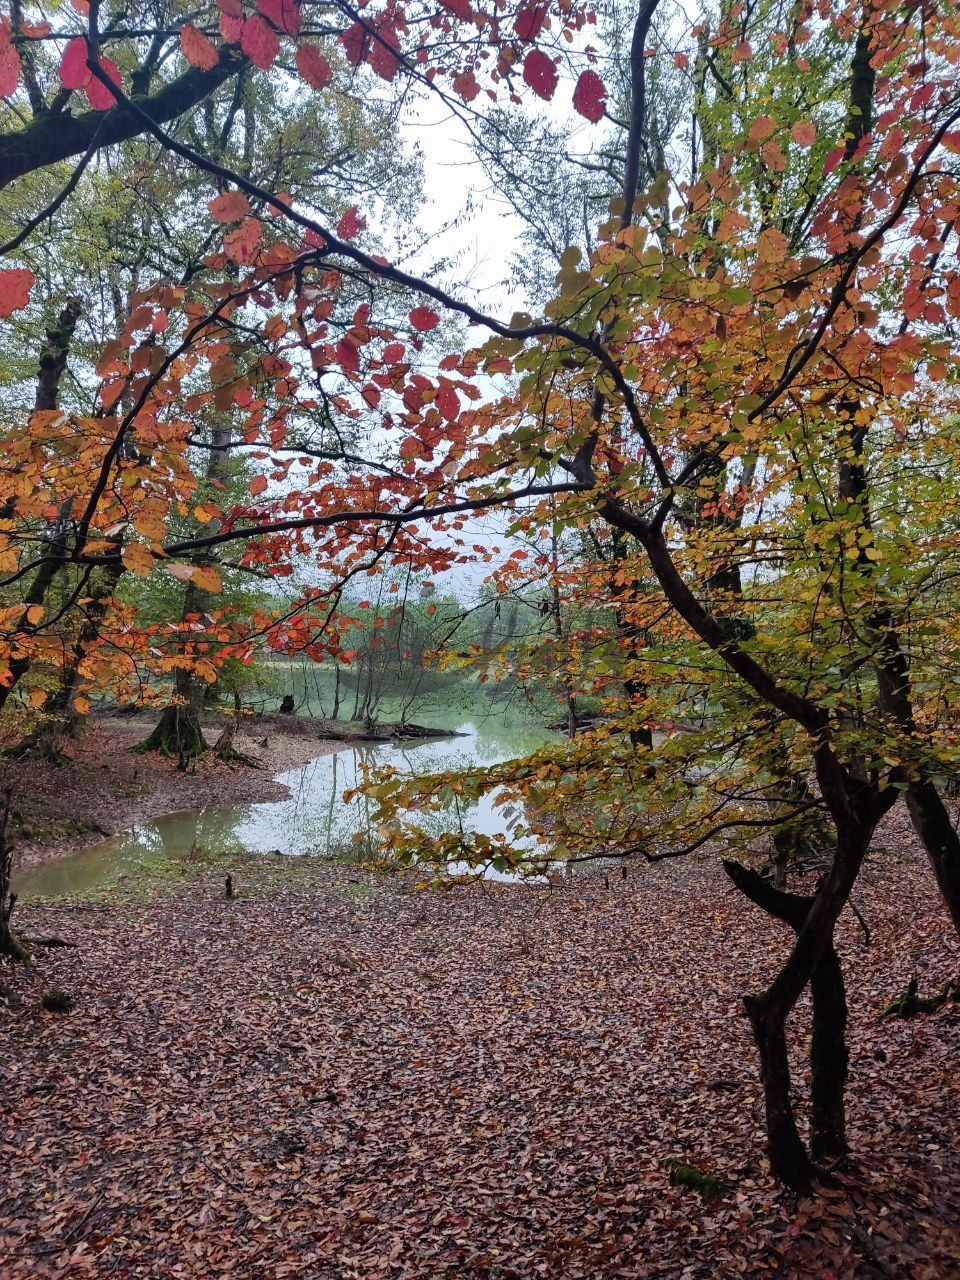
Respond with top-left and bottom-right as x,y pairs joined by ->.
523,50 -> 557,101
452,69 -> 479,102
258,0 -> 301,36
209,190 -> 251,223
249,474 -> 268,496
296,43 -> 331,89
0,267 -> 34,318
382,341 -> 406,362
221,13 -> 243,42
0,18 -> 21,98
572,69 -> 606,122
340,22 -> 369,66
59,36 -> 90,89
514,3 -> 548,41
180,24 -> 219,71
241,16 -> 280,69
336,338 -> 360,376
336,206 -> 366,241
409,306 -> 440,332
440,0 -> 473,16
823,146 -> 845,176
223,217 -> 263,264
367,24 -> 400,81
436,384 -> 459,421
84,55 -> 122,109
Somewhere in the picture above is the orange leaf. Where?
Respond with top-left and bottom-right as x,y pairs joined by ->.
209,190 -> 250,223
180,24 -> 219,70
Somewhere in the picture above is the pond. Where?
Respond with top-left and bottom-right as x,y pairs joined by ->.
15,713 -> 557,899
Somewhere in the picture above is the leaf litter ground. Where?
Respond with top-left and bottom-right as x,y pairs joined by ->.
1,828 -> 958,1279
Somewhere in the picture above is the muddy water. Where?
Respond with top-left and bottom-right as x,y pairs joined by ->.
15,716 -> 556,898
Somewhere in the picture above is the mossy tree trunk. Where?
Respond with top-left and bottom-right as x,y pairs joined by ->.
138,677 -> 208,766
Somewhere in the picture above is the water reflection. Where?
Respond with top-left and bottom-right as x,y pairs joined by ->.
15,716 -> 556,899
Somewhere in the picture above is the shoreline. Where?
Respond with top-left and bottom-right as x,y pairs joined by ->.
5,716 -> 345,876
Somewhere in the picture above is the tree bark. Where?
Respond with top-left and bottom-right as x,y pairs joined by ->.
905,782 -> 960,938
0,49 -> 245,189
137,696 -> 207,765
0,791 -> 29,962
724,859 -> 853,1181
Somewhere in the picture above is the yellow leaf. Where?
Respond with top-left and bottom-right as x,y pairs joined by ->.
192,565 -> 223,593
122,543 -> 156,578
28,686 -> 47,708
74,695 -> 91,717
25,604 -> 44,625
757,227 -> 789,264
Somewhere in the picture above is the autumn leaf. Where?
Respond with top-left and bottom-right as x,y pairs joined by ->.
340,22 -> 369,66
0,17 -> 21,98
58,36 -> 122,108
59,36 -> 90,89
122,543 -> 156,578
572,70 -> 607,123
791,120 -> 816,147
452,69 -> 480,102
336,206 -> 365,241
514,3 -> 548,41
208,190 -> 251,223
296,44 -> 331,90
436,384 -> 459,421
249,474 -> 268,496
409,306 -> 440,332
747,114 -> 777,144
523,50 -> 558,101
163,563 -> 195,581
258,0 -> 301,36
757,227 -> 789,264
241,16 -> 280,69
224,217 -> 263,264
192,565 -> 223,593
84,55 -> 122,109
180,24 -> 220,71
336,338 -> 360,376
0,267 -> 35,318
439,0 -> 473,18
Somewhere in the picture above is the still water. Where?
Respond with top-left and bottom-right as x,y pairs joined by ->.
16,716 -> 556,899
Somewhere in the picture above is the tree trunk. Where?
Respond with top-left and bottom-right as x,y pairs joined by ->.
724,858 -> 854,1182
137,696 -> 207,765
0,791 -> 29,962
745,992 -> 819,1189
809,941 -> 848,1163
905,781 -> 960,938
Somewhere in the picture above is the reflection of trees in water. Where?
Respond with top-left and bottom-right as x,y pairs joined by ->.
20,718 -> 558,895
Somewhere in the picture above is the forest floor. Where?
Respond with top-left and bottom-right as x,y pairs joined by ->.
4,716 -> 342,875
1,817 -> 958,1279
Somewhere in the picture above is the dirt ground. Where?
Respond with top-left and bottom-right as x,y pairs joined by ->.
1,832 -> 958,1279
4,714 -> 342,875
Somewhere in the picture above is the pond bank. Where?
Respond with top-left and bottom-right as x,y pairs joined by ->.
4,717 -> 342,876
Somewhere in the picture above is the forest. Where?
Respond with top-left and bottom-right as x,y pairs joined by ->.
1,0 -> 959,1275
